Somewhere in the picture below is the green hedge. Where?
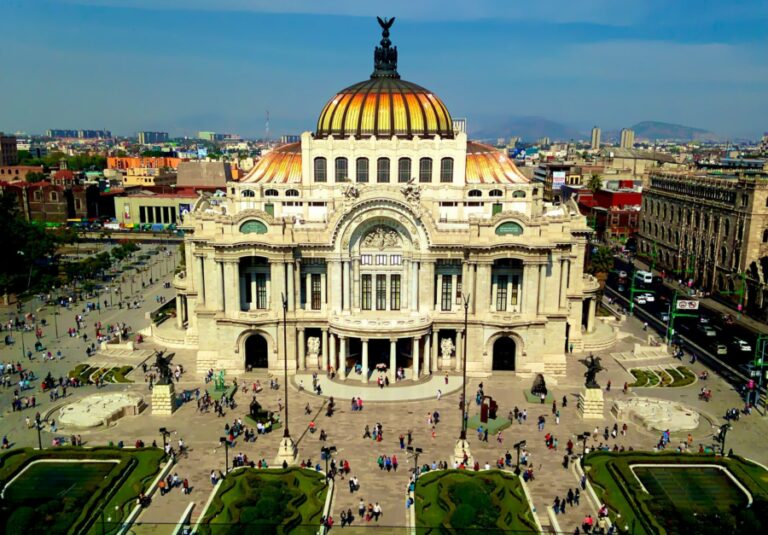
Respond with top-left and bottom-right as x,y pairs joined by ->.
0,447 -> 164,535
415,470 -> 537,534
583,451 -> 768,534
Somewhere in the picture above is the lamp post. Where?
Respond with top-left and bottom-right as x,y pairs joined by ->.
282,293 -> 290,440
219,436 -> 230,475
406,445 -> 424,482
320,445 -> 337,484
34,420 -> 43,450
717,424 -> 732,456
51,289 -> 60,339
513,440 -> 526,475
453,293 -> 473,466
159,427 -> 170,454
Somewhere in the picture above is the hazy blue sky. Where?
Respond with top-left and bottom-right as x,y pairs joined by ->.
2,0 -> 767,139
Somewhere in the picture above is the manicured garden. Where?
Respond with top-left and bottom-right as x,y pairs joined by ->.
415,469 -> 538,533
197,467 -> 327,535
629,366 -> 695,388
68,364 -> 133,384
583,451 -> 768,534
0,447 -> 164,535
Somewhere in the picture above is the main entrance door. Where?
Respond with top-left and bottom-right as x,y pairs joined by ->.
492,336 -> 516,371
245,334 -> 268,369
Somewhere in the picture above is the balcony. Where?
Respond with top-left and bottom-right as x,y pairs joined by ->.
329,311 -> 431,337
173,271 -> 187,291
583,274 -> 601,294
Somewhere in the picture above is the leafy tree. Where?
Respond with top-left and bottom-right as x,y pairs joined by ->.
587,173 -> 602,193
24,171 -> 48,183
588,245 -> 614,277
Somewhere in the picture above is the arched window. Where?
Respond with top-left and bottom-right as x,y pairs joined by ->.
377,158 -> 390,183
440,157 -> 454,183
724,219 -> 730,237
398,158 -> 411,183
356,158 -> 369,183
489,189 -> 503,197
468,189 -> 482,197
264,189 -> 278,197
512,190 -> 526,198
50,191 -> 58,201
285,189 -> 299,197
314,157 -> 327,182
335,157 -> 348,182
419,158 -> 433,183
241,189 -> 255,197
239,220 -> 268,234
763,229 -> 768,243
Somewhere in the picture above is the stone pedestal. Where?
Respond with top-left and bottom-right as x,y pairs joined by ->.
578,387 -> 605,419
151,382 -> 176,415
453,439 -> 474,467
274,436 -> 299,466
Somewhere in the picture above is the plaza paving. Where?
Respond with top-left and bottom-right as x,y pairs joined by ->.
3,259 -> 768,533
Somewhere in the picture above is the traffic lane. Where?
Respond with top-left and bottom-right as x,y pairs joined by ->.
604,286 -> 753,390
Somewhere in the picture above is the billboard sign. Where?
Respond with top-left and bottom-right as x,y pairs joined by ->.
677,300 -> 700,310
552,170 -> 566,190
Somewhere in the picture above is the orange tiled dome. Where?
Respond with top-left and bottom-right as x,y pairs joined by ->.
316,78 -> 453,140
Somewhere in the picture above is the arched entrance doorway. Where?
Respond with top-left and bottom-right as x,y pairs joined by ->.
492,336 -> 516,371
245,334 -> 268,369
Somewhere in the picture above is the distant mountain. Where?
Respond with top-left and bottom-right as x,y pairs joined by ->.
630,121 -> 717,142
471,116 -> 584,143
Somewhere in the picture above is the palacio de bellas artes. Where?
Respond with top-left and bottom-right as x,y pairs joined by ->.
172,24 -> 600,384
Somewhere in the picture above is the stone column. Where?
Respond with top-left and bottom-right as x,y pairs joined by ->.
339,336 -> 347,379
286,261 -> 295,311
389,338 -> 397,382
194,256 -> 205,307
431,330 -> 439,371
421,261 -> 435,312
250,272 -> 258,311
451,274 -> 458,312
491,274 -> 498,312
424,333 -> 431,375
413,336 -> 420,379
403,259 -> 410,311
270,261 -> 284,311
207,257 -> 222,311
329,260 -> 341,312
239,273 -> 247,311
175,295 -> 183,328
321,329 -> 329,371
361,338 -> 369,383
329,333 -> 336,374
298,328 -> 306,370
436,274 -> 443,310
410,261 -> 419,310
455,329 -> 463,372
305,272 -> 312,310
476,263 -> 491,312
550,256 -> 561,313
587,298 -> 596,333
352,258 -> 360,310
342,261 -> 351,311
223,261 -> 238,316
559,259 -> 568,310
320,272 -> 327,311
537,264 -> 546,315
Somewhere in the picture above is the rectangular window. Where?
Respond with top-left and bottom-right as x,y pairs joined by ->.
244,273 -> 252,304
311,273 -> 321,310
390,275 -> 401,310
356,158 -> 369,183
162,206 -> 170,223
390,255 -> 402,265
510,275 -> 519,306
455,275 -> 463,304
492,203 -> 503,215
375,254 -> 387,265
314,157 -> 327,182
376,274 -> 387,310
147,206 -> 154,223
335,157 -> 348,182
419,158 -> 433,183
440,157 -> 454,183
253,274 -> 266,309
170,206 -> 177,223
441,276 -> 453,311
377,158 -> 390,183
496,275 -> 508,311
139,206 -> 146,223
361,274 -> 372,310
361,254 -> 372,265
398,158 -> 411,183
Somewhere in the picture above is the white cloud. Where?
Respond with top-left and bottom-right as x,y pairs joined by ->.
60,0 -> 649,25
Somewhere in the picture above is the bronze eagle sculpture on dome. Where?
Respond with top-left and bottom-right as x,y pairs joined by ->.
373,17 -> 399,78
377,16 -> 395,35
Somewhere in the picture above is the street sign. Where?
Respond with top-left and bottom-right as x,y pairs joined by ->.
677,300 -> 699,310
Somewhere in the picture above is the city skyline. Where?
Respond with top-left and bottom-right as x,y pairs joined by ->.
2,0 -> 766,139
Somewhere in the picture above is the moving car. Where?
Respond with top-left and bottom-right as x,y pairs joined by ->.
733,339 -> 752,352
658,311 -> 670,322
634,295 -> 648,305
617,270 -> 628,279
697,324 -> 716,337
641,292 -> 655,303
634,270 -> 653,285
713,343 -> 728,355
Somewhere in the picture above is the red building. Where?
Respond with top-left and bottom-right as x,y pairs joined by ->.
576,181 -> 642,240
0,181 -> 88,224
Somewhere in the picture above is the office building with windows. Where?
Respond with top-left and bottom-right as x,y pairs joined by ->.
172,21 -> 598,380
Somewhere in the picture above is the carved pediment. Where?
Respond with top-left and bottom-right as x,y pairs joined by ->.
361,225 -> 400,250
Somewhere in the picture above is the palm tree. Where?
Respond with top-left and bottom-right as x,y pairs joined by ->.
587,173 -> 602,193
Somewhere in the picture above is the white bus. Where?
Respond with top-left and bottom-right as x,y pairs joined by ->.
634,270 -> 653,284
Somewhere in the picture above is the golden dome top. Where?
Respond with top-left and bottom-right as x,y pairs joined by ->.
316,78 -> 453,140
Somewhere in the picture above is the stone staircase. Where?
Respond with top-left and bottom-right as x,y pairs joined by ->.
582,320 -> 618,352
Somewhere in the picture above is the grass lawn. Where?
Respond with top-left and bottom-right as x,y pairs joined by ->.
630,367 -> 695,389
466,414 -> 511,435
415,469 -> 537,534
583,451 -> 768,534
198,467 -> 327,535
68,365 -> 133,384
0,447 -> 164,535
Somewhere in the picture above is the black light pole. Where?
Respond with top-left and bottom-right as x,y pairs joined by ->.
406,445 -> 424,482
159,427 -> 170,454
459,294 -> 470,440
513,440 -> 526,475
282,293 -> 290,439
35,420 -> 43,450
51,293 -> 59,339
580,432 -> 590,457
321,445 -> 337,484
718,424 -> 731,456
219,436 -> 230,475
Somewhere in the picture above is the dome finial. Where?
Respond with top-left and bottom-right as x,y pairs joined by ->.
372,17 -> 399,79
